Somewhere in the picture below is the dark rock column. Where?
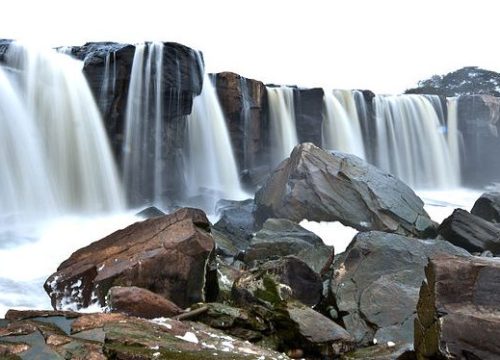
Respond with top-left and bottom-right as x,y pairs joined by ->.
213,72 -> 269,189
293,87 -> 324,146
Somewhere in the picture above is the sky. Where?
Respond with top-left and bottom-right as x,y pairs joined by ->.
2,0 -> 499,93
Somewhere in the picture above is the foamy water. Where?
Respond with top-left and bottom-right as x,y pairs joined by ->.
0,213 -> 138,317
0,188 -> 484,318
301,188 -> 482,254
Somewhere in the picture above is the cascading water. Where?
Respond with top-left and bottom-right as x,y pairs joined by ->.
1,42 -> 125,217
322,89 -> 366,159
373,94 -> 459,188
267,86 -> 299,164
447,97 -> 461,178
99,50 -> 117,109
0,68 -> 56,229
123,42 -> 165,207
185,73 -> 246,211
0,42 -> 129,315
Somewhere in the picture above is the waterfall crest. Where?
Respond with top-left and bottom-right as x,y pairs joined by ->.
373,94 -> 458,188
186,73 -> 246,211
1,42 -> 125,220
322,90 -> 366,159
267,86 -> 299,164
123,42 -> 165,207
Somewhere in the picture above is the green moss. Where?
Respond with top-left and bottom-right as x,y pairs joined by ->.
104,343 -> 261,360
254,274 -> 283,306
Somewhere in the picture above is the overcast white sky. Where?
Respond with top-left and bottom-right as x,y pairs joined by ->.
1,0 -> 499,93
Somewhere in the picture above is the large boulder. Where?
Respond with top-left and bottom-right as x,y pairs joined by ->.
415,255 -> 500,360
331,231 -> 470,347
471,191 -> 500,223
44,208 -> 217,310
244,218 -> 330,266
438,208 -> 500,254
254,142 -> 436,237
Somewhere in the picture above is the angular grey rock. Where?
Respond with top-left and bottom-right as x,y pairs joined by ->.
438,208 -> 500,254
331,231 -> 469,347
471,191 -> 500,223
254,143 -> 436,238
244,218 -> 330,266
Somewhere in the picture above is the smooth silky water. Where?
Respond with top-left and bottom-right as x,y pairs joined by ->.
0,42 -> 131,317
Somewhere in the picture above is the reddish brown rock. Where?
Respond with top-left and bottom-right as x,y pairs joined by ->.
44,208 -> 217,310
415,255 -> 500,359
107,286 -> 184,319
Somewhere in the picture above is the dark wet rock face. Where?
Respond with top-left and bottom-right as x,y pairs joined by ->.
438,208 -> 500,255
294,88 -> 324,146
254,143 -> 436,237
331,231 -> 469,347
213,199 -> 256,253
44,208 -> 217,310
415,255 -> 500,360
244,218 -> 329,266
213,72 -> 269,188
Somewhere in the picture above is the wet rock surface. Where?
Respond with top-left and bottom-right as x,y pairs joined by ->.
232,256 -> 323,308
254,143 -> 436,237
471,191 -> 500,223
244,218 -> 329,266
293,88 -> 324,146
331,231 -> 469,347
438,208 -> 500,254
213,199 -> 256,253
107,286 -> 184,319
0,311 -> 290,360
213,72 -> 269,186
44,208 -> 217,310
415,255 -> 500,360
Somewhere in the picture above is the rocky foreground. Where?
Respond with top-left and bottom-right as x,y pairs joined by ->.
2,143 -> 500,359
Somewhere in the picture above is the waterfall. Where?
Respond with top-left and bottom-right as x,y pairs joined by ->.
186,73 -> 246,211
447,97 -> 461,180
322,90 -> 366,159
99,50 -> 117,110
1,42 -> 125,218
373,94 -> 458,188
0,67 -> 56,228
123,42 -> 165,207
267,86 -> 299,164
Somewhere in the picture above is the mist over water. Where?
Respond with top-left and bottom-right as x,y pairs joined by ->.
0,41 -> 489,318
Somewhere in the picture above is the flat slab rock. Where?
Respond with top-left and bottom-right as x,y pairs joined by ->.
0,310 -> 290,360
254,143 -> 436,238
331,231 -> 469,347
415,255 -> 500,360
44,208 -> 217,310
